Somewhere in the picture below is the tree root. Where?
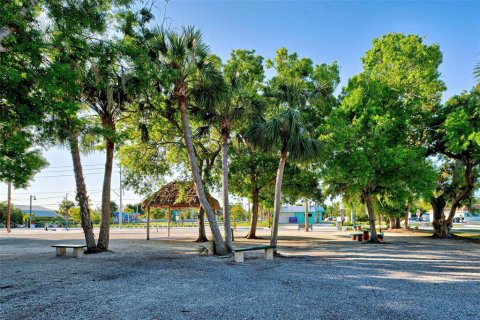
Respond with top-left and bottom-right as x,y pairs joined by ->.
85,247 -> 105,254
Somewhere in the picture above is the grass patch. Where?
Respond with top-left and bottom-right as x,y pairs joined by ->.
455,233 -> 480,240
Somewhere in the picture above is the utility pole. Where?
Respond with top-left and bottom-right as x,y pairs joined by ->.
29,194 -> 33,228
65,193 -> 69,231
119,165 -> 123,229
28,195 -> 37,228
6,182 -> 11,233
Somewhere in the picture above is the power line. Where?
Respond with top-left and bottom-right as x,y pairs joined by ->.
0,189 -> 119,195
37,167 -> 110,174
42,164 -> 107,169
34,171 -> 120,178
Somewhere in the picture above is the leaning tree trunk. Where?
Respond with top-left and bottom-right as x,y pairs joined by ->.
304,199 -> 309,232
363,191 -> 378,242
431,195 -> 448,238
271,150 -> 287,251
175,83 -> 227,255
195,207 -> 208,242
220,129 -> 233,251
69,134 -> 98,252
404,202 -> 410,229
97,136 -> 114,251
246,187 -> 260,239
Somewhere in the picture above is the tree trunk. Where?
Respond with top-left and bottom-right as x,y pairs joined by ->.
68,134 -> 97,252
97,137 -> 114,251
220,130 -> 233,250
446,161 -> 474,232
246,187 -> 260,239
351,206 -> 356,226
431,195 -> 448,238
389,217 -> 400,229
175,83 -> 227,255
6,181 -> 11,233
146,207 -> 150,240
363,191 -> 378,242
389,217 -> 395,229
404,202 -> 410,229
195,207 -> 208,242
304,199 -> 309,232
268,208 -> 271,228
270,150 -> 287,251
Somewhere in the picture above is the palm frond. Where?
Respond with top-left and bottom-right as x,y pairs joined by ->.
474,61 -> 480,83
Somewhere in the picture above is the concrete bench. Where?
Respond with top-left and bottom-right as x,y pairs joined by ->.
52,244 -> 86,258
297,223 -> 313,231
349,232 -> 384,242
349,232 -> 364,241
232,245 -> 276,263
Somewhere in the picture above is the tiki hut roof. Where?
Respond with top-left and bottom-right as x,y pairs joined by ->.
142,181 -> 220,210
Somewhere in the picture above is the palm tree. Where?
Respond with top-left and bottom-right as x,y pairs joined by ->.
193,71 -> 246,251
247,103 -> 321,250
149,27 -> 228,255
47,115 -> 98,252
82,43 -> 131,251
475,61 -> 480,83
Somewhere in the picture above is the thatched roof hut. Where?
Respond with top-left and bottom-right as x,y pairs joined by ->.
142,181 -> 220,211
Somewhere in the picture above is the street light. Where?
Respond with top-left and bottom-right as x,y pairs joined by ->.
29,195 -> 36,228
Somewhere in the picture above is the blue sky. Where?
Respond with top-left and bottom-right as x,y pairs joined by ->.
2,0 -> 479,210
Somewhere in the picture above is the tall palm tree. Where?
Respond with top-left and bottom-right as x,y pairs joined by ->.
193,72 -> 245,251
247,104 -> 321,250
149,27 -> 227,255
82,43 -> 131,251
194,50 -> 265,247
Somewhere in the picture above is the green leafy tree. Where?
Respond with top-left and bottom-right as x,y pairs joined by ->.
322,34 -> 443,242
0,202 -> 24,225
230,204 -> 247,221
428,87 -> 480,236
229,142 -> 278,238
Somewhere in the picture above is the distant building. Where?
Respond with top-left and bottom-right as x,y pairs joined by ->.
279,205 -> 325,224
426,205 -> 480,222
15,205 -> 61,218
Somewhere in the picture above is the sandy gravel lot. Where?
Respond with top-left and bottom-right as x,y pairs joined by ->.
1,227 -> 479,320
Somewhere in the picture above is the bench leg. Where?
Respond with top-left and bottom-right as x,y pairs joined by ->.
351,235 -> 356,240
357,235 -> 363,241
56,247 -> 66,256
264,248 -> 274,260
73,248 -> 84,258
234,252 -> 244,263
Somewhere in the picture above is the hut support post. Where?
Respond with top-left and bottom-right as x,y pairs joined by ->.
168,207 -> 171,237
147,206 -> 151,240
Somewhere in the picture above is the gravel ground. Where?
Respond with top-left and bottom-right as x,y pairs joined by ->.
1,228 -> 479,320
